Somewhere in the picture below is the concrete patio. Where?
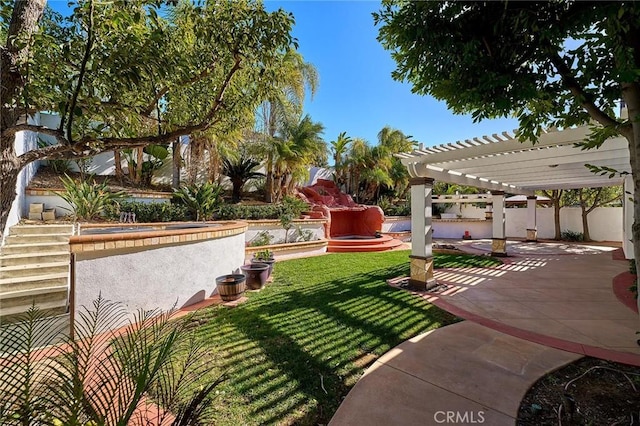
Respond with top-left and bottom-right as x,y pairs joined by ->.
329,240 -> 640,425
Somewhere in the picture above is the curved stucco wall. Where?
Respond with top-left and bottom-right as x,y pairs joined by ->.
74,233 -> 245,317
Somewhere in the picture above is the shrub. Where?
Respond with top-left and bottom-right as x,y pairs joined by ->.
0,298 -> 222,425
105,200 -> 190,222
56,174 -> 126,220
248,231 -> 273,247
561,230 -> 584,242
377,197 -> 411,216
173,182 -> 224,221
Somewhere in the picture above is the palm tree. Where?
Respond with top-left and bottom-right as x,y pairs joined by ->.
271,115 -> 326,200
344,137 -> 369,201
257,49 -> 319,202
222,156 -> 265,203
330,132 -> 352,190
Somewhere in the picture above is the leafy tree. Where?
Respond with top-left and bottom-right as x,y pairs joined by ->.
564,186 -> 622,241
375,2 -> 640,312
0,0 -> 296,235
255,49 -> 319,202
222,155 -> 265,203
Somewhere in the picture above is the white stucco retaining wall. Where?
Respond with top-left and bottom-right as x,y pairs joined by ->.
74,233 -> 245,318
5,115 -> 41,242
246,220 -> 326,245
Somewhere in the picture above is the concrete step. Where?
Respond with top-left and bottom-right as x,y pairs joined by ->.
0,272 -> 68,293
0,262 -> 69,279
4,234 -> 71,244
0,313 -> 70,349
0,251 -> 70,267
0,284 -> 68,307
0,299 -> 68,321
0,242 -> 69,255
9,224 -> 74,236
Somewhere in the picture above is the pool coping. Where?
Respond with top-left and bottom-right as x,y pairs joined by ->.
70,221 -> 248,253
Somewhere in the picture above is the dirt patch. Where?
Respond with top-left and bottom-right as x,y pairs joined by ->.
518,357 -> 640,425
28,166 -> 172,193
28,166 -> 269,204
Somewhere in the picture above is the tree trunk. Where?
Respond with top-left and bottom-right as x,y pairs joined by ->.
135,147 -> 144,184
265,154 -> 274,203
581,207 -> 591,242
114,150 -> 123,181
231,178 -> 242,203
1,138 -> 20,237
172,138 -> 181,189
553,200 -> 561,240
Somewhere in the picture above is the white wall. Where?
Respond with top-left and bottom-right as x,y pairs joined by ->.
74,233 -> 245,318
246,221 -> 325,245
505,207 -> 622,241
5,114 -> 42,241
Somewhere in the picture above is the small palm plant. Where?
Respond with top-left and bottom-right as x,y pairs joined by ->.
56,174 -> 127,221
172,182 -> 224,221
221,156 -> 265,203
0,297 -> 223,426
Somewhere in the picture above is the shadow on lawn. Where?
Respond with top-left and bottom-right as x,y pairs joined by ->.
194,261 -> 458,425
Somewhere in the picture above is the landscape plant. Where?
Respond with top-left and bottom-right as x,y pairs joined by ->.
221,155 -> 265,203
105,200 -> 189,223
172,182 -> 223,221
0,297 -> 223,426
56,174 -> 126,220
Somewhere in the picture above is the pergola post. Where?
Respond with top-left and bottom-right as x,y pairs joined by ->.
491,191 -> 507,256
623,175 -> 634,259
409,177 -> 436,291
526,195 -> 538,242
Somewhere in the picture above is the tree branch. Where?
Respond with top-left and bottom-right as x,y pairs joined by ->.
17,54 -> 243,168
549,52 -> 622,130
141,62 -> 216,116
1,124 -> 68,142
66,0 -> 95,144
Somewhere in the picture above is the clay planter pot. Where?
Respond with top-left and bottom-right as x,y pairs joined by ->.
241,263 -> 270,290
251,257 -> 275,278
215,274 -> 246,301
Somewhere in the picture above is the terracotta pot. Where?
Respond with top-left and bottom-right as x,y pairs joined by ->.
215,274 -> 246,301
241,263 -> 270,290
251,257 -> 275,277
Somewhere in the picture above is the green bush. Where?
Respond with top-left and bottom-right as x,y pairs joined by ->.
173,182 -> 224,221
56,174 -> 126,220
377,197 -> 411,216
105,200 -> 190,222
561,230 -> 584,242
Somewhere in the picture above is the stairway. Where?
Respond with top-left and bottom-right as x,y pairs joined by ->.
327,235 -> 404,253
0,224 -> 73,325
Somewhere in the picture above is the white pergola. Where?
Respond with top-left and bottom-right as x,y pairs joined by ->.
398,124 -> 633,290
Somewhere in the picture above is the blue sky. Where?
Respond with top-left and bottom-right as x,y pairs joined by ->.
264,0 -> 519,147
47,0 -> 519,148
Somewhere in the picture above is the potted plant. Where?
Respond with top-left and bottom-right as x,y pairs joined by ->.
215,274 -> 247,301
251,249 -> 276,277
240,263 -> 270,290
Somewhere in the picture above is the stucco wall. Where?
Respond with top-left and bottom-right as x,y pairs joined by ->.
74,233 -> 245,317
433,220 -> 492,239
245,220 -> 325,245
505,207 -> 622,241
5,115 -> 41,242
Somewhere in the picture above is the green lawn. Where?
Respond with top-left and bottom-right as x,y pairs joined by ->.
186,250 -> 500,425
